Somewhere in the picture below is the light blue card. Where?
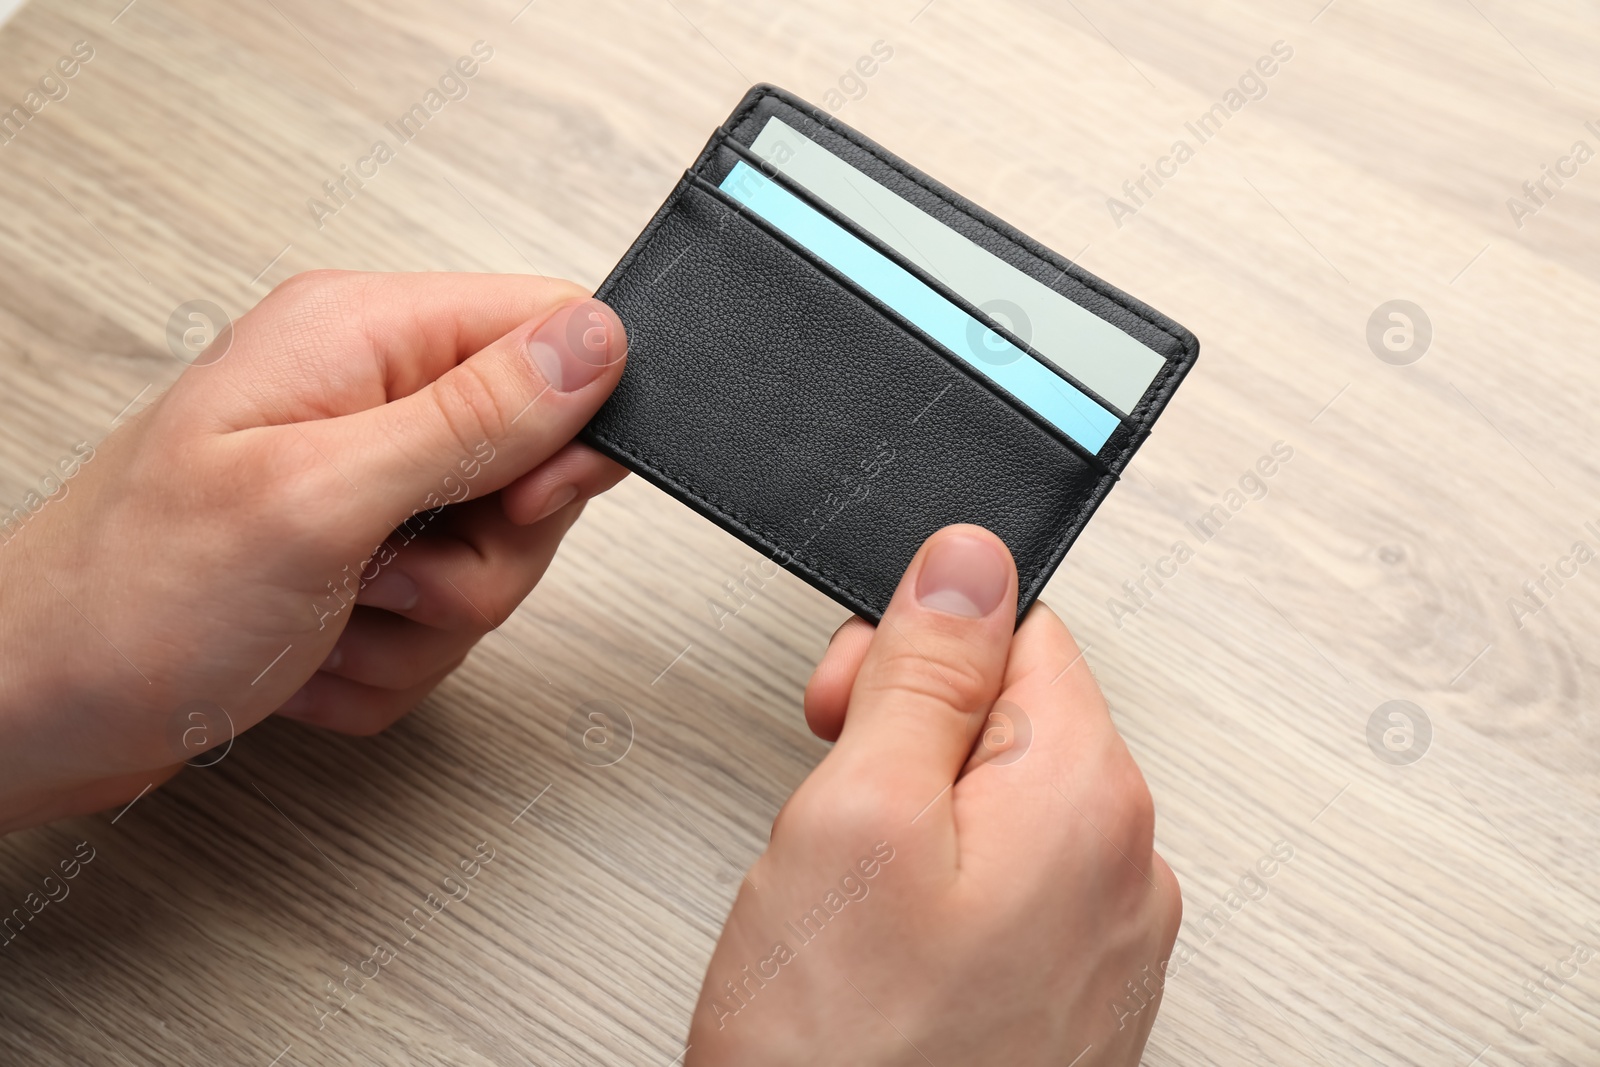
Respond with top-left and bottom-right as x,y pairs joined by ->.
719,160 -> 1119,454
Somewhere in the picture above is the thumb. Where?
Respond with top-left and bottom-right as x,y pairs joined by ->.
308,297 -> 626,530
830,525 -> 1018,802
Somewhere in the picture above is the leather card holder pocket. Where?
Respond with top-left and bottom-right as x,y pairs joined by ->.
582,84 -> 1199,622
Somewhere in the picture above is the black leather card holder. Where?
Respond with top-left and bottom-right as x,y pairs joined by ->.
582,84 -> 1198,622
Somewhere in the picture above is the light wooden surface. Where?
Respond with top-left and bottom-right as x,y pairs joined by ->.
2,0 -> 1599,1063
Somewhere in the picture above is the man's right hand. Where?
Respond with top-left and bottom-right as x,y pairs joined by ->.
687,524 -> 1182,1066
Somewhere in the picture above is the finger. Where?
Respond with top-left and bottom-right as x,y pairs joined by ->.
1151,851 -> 1184,935
303,297 -> 627,534
802,616 -> 875,742
199,271 -> 593,424
314,607 -> 480,691
29,765 -> 184,827
971,602 -> 1116,769
276,657 -> 465,736
959,603 -> 1155,868
1122,851 -> 1184,1057
319,493 -> 594,688
354,495 -> 585,631
828,524 -> 1017,800
500,441 -> 629,525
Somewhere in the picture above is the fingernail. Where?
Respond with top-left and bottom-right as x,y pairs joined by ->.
532,484 -> 578,523
358,569 -> 418,612
916,533 -> 1008,618
527,299 -> 625,393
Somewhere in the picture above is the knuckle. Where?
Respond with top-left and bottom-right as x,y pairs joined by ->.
254,271 -> 371,374
1070,750 -> 1157,874
769,792 -> 807,843
1119,769 -> 1156,839
866,638 -> 992,715
270,268 -> 361,304
1157,866 -> 1184,944
774,776 -> 903,847
479,588 -> 522,630
453,573 -> 521,631
1112,774 -> 1157,855
429,360 -> 513,457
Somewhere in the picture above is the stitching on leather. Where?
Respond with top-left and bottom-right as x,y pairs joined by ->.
688,168 -> 1115,477
595,177 -> 694,304
595,417 -> 1102,606
737,87 -> 1191,358
603,113 -> 1132,612
724,88 -> 770,136
590,428 -> 877,603
719,91 -> 1198,457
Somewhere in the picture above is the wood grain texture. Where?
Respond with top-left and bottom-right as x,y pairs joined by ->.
2,0 -> 1598,1063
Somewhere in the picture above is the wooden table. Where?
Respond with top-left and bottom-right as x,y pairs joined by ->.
2,0 -> 1598,1062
